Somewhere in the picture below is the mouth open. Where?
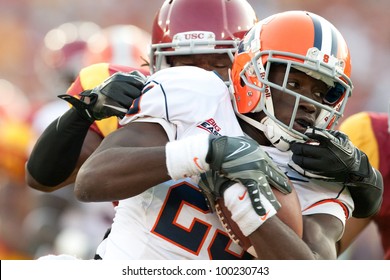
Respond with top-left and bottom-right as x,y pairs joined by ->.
294,118 -> 313,133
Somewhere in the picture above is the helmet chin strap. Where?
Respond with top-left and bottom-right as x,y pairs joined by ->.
261,117 -> 305,151
234,111 -> 303,152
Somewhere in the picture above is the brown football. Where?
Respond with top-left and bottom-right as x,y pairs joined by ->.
215,186 -> 303,257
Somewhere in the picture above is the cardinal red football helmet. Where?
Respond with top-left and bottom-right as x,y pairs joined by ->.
231,11 -> 353,150
150,0 -> 257,78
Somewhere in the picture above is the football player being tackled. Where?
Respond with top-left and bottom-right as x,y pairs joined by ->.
74,11 -> 382,259
26,0 -> 261,259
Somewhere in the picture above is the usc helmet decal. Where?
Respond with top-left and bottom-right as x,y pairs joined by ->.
149,0 -> 257,74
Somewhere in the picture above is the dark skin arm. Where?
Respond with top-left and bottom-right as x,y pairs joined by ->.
337,216 -> 372,256
249,214 -> 344,259
75,122 -> 170,202
25,129 -> 102,192
75,121 -> 345,259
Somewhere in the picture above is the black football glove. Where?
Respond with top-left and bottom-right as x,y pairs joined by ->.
205,135 -> 293,216
58,70 -> 147,122
289,128 -> 383,218
289,128 -> 371,182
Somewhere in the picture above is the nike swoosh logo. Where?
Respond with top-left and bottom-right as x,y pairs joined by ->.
331,138 -> 354,155
238,190 -> 247,200
227,141 -> 251,158
193,157 -> 204,171
260,210 -> 271,221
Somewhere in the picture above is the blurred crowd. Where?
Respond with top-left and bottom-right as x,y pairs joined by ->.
0,0 -> 388,259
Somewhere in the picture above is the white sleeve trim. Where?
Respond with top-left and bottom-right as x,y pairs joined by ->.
302,201 -> 348,241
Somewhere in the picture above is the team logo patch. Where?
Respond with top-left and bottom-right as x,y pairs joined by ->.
197,118 -> 221,136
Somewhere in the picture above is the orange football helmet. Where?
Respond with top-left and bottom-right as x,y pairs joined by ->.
231,11 -> 353,150
150,0 -> 258,80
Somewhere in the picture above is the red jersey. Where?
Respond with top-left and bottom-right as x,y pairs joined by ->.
340,112 -> 390,259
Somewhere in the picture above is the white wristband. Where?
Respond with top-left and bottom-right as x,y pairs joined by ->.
166,134 -> 210,180
223,183 -> 277,236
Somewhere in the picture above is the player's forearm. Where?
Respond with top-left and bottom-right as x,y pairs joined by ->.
249,217 -> 316,260
336,217 -> 371,255
26,108 -> 93,190
75,121 -> 171,202
25,165 -> 70,192
75,146 -> 170,202
346,167 -> 383,218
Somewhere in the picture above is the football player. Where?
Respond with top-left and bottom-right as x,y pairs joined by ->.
26,0 -> 258,259
75,11 -> 382,259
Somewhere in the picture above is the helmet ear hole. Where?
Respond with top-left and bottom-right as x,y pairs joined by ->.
240,77 -> 245,87
166,56 -> 174,67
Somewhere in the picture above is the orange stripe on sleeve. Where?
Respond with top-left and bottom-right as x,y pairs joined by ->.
303,198 -> 350,220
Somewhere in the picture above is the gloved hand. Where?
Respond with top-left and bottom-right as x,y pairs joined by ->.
58,70 -> 147,122
206,135 -> 293,216
288,128 -> 384,218
288,128 -> 370,182
198,170 -> 235,212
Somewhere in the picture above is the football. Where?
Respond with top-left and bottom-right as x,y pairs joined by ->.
215,186 -> 303,257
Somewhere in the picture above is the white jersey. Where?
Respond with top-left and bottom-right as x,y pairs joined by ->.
97,66 -> 354,259
262,146 -> 354,222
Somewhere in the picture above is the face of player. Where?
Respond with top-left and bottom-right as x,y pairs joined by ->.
268,63 -> 330,135
169,53 -> 232,81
